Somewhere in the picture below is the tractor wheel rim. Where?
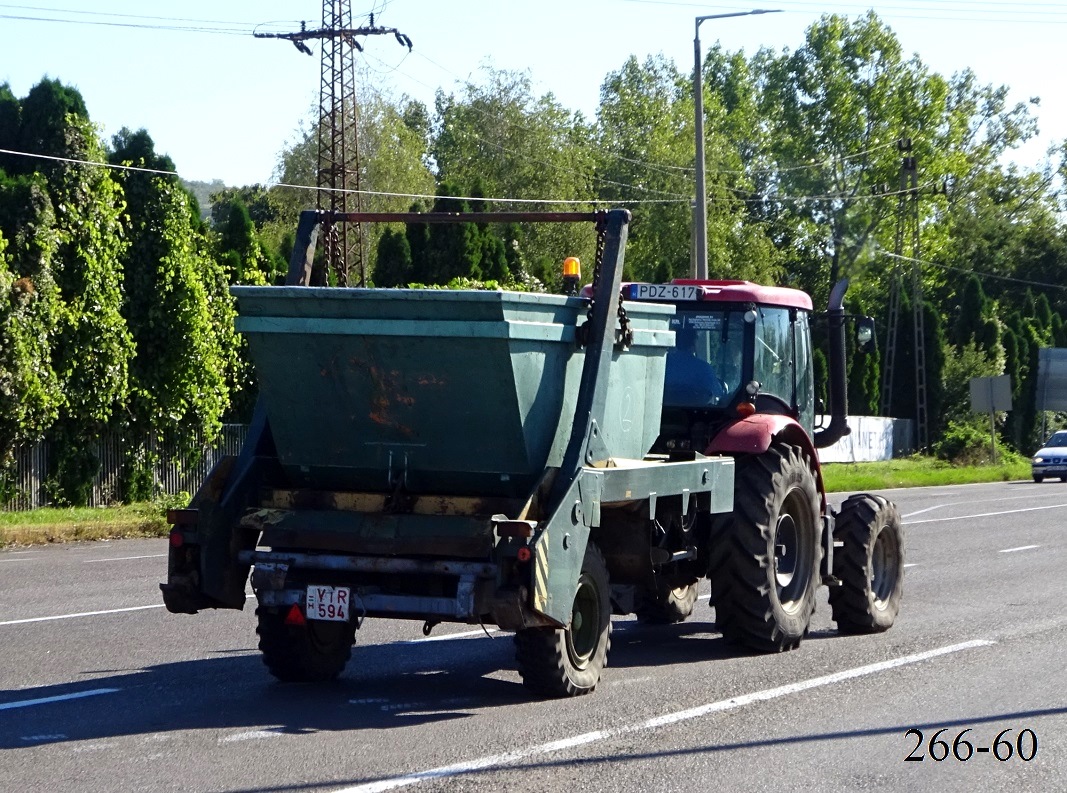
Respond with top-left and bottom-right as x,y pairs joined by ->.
774,513 -> 799,590
871,526 -> 899,607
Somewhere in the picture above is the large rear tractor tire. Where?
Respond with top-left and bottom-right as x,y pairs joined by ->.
635,580 -> 699,625
514,542 -> 612,697
708,442 -> 822,652
829,494 -> 904,633
256,606 -> 356,682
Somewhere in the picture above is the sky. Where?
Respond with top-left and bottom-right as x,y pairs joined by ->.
1,0 -> 1065,187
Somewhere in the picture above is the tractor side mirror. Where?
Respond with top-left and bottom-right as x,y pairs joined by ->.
856,317 -> 876,353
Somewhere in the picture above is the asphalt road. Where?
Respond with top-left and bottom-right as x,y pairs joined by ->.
1,480 -> 1065,792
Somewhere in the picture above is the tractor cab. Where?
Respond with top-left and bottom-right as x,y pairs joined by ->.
623,280 -> 818,455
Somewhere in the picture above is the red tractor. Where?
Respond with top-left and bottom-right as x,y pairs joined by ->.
606,277 -> 904,651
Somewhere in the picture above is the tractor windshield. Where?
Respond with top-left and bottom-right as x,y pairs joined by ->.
662,304 -> 815,434
662,310 -> 745,408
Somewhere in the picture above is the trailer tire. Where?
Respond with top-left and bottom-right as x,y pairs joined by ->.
635,580 -> 699,624
829,494 -> 904,633
256,606 -> 355,682
514,542 -> 611,698
708,442 -> 821,652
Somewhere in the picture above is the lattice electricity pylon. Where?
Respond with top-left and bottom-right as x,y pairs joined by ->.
255,7 -> 412,285
318,0 -> 359,285
877,139 -> 926,449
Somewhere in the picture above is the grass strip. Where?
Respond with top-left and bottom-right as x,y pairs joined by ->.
0,503 -> 169,547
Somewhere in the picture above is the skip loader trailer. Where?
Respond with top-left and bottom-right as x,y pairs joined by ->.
162,208 -> 905,698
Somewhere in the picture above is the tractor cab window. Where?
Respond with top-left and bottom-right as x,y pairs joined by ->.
794,310 -> 815,434
752,307 -> 795,411
662,310 -> 745,408
748,306 -> 813,431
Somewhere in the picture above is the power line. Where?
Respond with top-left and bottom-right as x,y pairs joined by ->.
884,251 -> 1067,293
0,3 -> 274,27
620,0 -> 1067,23
0,13 -> 252,35
0,146 -> 954,207
0,146 -> 181,176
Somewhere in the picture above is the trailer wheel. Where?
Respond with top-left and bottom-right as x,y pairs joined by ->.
829,494 -> 904,633
256,606 -> 356,682
514,542 -> 611,697
708,442 -> 821,652
635,580 -> 699,624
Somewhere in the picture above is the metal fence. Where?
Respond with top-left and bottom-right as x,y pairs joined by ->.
3,424 -> 248,511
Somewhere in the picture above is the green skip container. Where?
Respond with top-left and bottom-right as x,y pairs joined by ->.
233,287 -> 675,498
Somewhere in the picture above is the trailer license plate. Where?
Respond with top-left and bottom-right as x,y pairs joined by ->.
306,585 -> 350,621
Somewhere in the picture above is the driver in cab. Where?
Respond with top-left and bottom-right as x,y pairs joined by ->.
663,323 -> 725,405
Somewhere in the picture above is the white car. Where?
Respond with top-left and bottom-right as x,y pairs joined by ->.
1032,430 -> 1067,482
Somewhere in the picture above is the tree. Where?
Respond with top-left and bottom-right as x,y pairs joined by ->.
0,175 -> 62,498
423,184 -> 479,283
45,112 -> 134,504
951,274 -> 1000,352
373,228 -> 412,287
14,78 -> 89,175
109,129 -> 236,498
0,83 -> 21,175
594,55 -> 695,282
432,68 -> 596,287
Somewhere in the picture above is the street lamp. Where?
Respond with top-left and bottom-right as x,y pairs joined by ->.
693,9 -> 782,279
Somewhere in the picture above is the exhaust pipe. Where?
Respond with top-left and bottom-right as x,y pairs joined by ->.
813,279 -> 851,449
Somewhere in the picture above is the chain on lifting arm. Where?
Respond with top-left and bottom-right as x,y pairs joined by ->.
320,214 -> 348,287
579,212 -> 632,348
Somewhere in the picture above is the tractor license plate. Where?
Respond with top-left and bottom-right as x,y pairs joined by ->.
633,283 -> 700,301
306,585 -> 350,622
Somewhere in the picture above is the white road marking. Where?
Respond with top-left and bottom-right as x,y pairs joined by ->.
903,563 -> 918,568
697,593 -> 711,601
333,639 -> 994,793
0,604 -> 165,626
0,687 -> 120,711
999,545 -> 1040,553
83,554 -> 166,563
407,627 -> 498,643
380,697 -> 479,713
902,505 -> 944,518
222,728 -> 287,743
902,491 -> 1064,519
0,558 -> 35,563
907,503 -> 1067,525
